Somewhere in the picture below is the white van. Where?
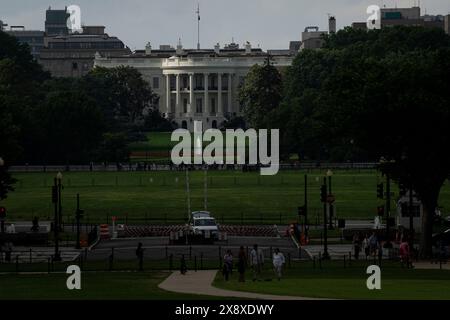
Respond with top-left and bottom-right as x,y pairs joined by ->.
190,211 -> 219,239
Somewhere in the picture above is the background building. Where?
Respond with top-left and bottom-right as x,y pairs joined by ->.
353,6 -> 450,33
5,26 -> 44,59
95,41 -> 294,130
45,7 -> 70,36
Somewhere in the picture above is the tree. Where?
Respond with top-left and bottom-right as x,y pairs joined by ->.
280,26 -> 450,257
0,160 -> 17,201
239,57 -> 283,129
97,132 -> 130,164
86,66 -> 158,128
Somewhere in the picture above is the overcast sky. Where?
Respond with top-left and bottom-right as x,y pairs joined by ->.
2,0 -> 450,50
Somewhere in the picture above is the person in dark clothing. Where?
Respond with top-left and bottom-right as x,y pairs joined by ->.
237,246 -> 247,282
180,254 -> 188,275
136,242 -> 144,271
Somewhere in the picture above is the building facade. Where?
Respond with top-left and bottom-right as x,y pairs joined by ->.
39,25 -> 130,77
95,42 -> 295,130
5,27 -> 45,59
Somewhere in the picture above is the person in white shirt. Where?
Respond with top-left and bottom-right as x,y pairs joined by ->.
272,248 -> 285,281
250,244 -> 264,281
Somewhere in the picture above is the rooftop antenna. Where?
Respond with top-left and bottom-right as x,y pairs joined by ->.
196,3 -> 200,50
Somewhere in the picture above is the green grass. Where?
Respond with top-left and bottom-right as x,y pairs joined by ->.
0,271 -> 214,300
214,261 -> 450,300
3,170 -> 450,223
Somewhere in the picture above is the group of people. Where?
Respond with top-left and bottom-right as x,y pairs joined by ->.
221,244 -> 286,282
352,231 -> 414,268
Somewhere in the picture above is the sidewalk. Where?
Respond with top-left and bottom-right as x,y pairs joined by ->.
158,270 -> 326,300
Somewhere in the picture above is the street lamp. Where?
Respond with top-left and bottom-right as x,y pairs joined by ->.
327,170 -> 334,230
53,172 -> 63,261
0,158 -> 5,234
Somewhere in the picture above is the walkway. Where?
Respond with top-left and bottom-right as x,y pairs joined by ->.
158,270 -> 325,300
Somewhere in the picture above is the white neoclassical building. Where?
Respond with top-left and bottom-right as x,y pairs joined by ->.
94,41 -> 296,131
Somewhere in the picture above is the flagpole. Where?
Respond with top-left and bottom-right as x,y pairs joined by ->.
196,3 -> 200,50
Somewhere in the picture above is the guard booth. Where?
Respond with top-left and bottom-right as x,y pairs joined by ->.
396,191 -> 423,232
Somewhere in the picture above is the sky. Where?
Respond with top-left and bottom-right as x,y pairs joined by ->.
1,0 -> 450,50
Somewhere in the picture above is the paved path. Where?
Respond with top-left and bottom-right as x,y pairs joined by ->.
158,270 -> 325,300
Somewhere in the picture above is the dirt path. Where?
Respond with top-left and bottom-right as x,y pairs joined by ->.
158,270 -> 326,300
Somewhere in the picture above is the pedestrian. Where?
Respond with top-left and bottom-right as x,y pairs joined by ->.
362,234 -> 370,259
180,254 -> 188,275
399,238 -> 411,268
237,246 -> 247,282
222,250 -> 233,281
368,232 -> 379,257
136,242 -> 144,271
250,244 -> 264,281
272,248 -> 285,281
353,233 -> 361,260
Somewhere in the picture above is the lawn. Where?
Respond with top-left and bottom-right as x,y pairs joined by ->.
3,170 -> 450,224
0,271 -> 213,300
213,261 -> 450,300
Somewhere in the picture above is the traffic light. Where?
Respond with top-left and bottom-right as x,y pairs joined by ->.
377,183 -> 384,199
320,185 -> 327,202
377,205 -> 385,216
298,206 -> 306,217
0,206 -> 6,219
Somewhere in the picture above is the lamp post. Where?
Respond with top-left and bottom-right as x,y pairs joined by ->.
0,157 -> 5,234
53,172 -> 62,261
322,177 -> 330,260
56,172 -> 63,231
327,170 -> 334,230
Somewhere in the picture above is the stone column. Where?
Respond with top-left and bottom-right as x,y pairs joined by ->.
227,73 -> 233,114
204,73 -> 209,115
176,73 -> 180,116
189,73 -> 194,115
217,73 -> 223,115
165,74 -> 170,116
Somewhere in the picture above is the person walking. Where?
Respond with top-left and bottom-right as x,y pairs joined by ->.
362,234 -> 370,260
237,246 -> 247,282
272,248 -> 285,281
136,242 -> 145,271
222,250 -> 233,281
368,232 -> 379,257
353,233 -> 361,260
250,244 -> 264,281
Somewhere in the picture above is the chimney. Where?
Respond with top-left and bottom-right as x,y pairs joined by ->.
145,42 -> 152,55
329,16 -> 336,33
245,41 -> 251,54
214,43 -> 220,54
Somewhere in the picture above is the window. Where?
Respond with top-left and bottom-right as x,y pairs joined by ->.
183,98 -> 188,114
196,98 -> 203,114
210,98 -> 216,114
153,77 -> 160,89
